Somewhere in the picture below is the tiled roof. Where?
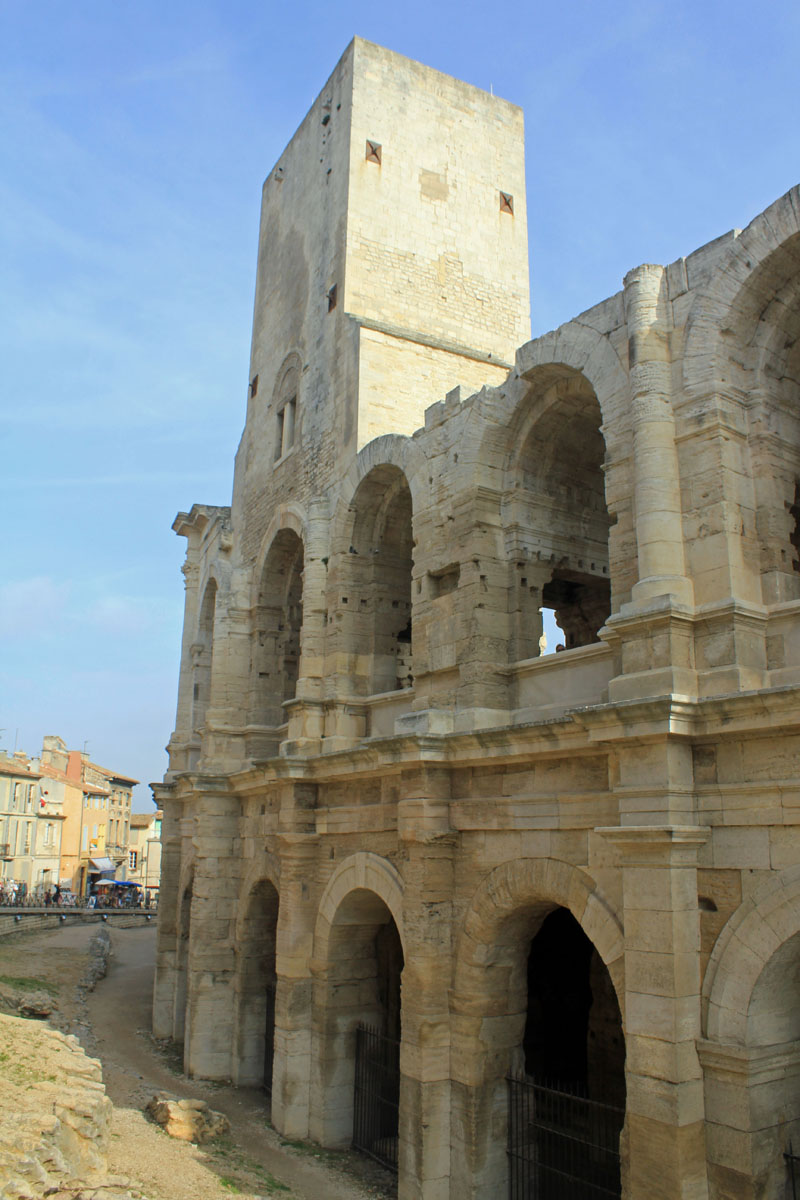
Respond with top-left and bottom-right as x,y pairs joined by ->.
93,763 -> 139,786
0,758 -> 41,779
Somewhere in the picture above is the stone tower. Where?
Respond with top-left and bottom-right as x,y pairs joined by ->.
234,37 -> 530,527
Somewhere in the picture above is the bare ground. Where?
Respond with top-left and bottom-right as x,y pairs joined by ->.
0,923 -> 395,1200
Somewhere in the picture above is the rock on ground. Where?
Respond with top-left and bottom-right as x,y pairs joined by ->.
145,1094 -> 231,1143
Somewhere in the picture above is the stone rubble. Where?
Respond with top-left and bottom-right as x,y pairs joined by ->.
144,1094 -> 230,1144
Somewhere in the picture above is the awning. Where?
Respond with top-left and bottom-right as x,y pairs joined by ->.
88,857 -> 115,874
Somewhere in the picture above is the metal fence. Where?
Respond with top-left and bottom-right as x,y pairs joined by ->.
353,1023 -> 400,1173
507,1075 -> 624,1200
263,981 -> 276,1097
786,1143 -> 800,1198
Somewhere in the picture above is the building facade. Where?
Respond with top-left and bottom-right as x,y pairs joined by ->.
153,38 -> 800,1200
0,753 -> 64,896
127,810 -> 162,898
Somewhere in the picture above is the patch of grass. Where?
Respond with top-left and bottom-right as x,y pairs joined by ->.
261,1172 -> 291,1194
0,974 -> 59,996
205,1139 -> 293,1196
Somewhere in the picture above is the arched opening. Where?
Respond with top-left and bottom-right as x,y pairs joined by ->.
312,887 -> 404,1170
192,581 -> 216,735
728,234 -> 800,604
508,371 -> 612,659
234,878 -> 279,1091
253,530 -> 304,726
738,930 -> 800,1196
513,909 -> 626,1200
342,465 -> 413,695
452,891 -> 625,1200
174,877 -> 193,1043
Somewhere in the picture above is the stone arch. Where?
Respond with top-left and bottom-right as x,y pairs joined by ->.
701,865 -> 800,1198
232,870 -> 281,1088
451,857 -> 625,1200
501,362 -> 620,655
335,434 -> 428,526
513,319 -> 630,435
310,853 -> 406,1151
315,852 -> 405,954
683,187 -> 800,604
251,524 -> 306,731
703,865 -> 800,1045
330,463 -> 415,696
253,503 -> 308,597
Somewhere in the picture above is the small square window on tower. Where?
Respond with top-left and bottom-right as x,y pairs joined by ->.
365,139 -> 382,165
327,284 -> 337,312
499,191 -> 514,215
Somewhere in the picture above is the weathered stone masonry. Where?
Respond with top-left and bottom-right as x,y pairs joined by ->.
154,35 -> 800,1200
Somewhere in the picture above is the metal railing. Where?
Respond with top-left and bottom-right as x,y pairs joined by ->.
507,1074 -> 624,1200
786,1143 -> 800,1198
353,1023 -> 400,1173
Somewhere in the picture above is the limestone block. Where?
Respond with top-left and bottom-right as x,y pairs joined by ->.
145,1093 -> 230,1143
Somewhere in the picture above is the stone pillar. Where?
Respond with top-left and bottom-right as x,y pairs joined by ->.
152,789 -> 182,1037
453,495 -> 513,730
699,1039 -> 800,1199
167,556 -> 201,774
184,781 -> 240,1079
509,561 -> 553,660
271,825 -> 318,1139
286,499 -> 329,752
599,825 -> 710,1200
205,601 -> 252,768
623,264 -> 692,609
396,778 -> 454,1200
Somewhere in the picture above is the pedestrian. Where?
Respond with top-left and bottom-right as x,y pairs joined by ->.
44,889 -> 51,907
53,883 -> 61,906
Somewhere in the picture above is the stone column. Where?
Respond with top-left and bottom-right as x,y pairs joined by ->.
699,1039 -> 800,1198
271,824 -> 318,1139
396,778 -> 455,1200
286,499 -> 329,752
152,788 -> 182,1037
453,493 -> 513,730
599,825 -> 710,1200
184,780 -> 240,1079
509,561 -> 553,661
205,600 -> 252,768
623,264 -> 693,610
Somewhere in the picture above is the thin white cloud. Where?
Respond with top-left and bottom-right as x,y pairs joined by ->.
0,471 -> 230,489
0,576 -> 71,636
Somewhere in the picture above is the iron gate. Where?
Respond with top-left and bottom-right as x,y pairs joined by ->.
507,1075 -> 624,1199
263,981 -> 276,1097
353,1023 -> 400,1172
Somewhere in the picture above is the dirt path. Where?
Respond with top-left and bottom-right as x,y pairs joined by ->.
0,924 -> 394,1200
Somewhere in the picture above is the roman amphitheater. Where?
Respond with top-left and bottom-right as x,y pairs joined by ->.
152,37 -> 800,1200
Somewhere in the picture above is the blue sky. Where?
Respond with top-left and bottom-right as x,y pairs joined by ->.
1,1 -> 797,806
